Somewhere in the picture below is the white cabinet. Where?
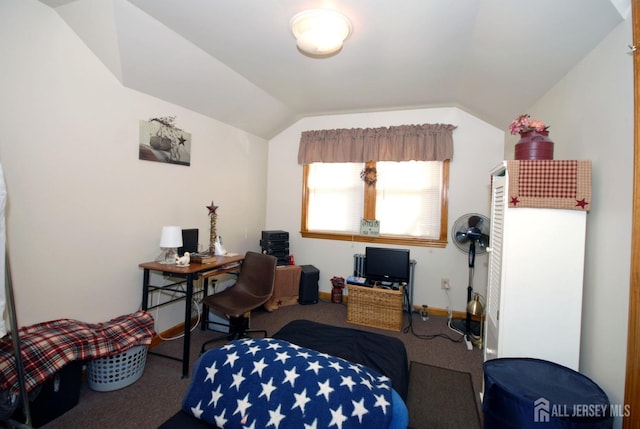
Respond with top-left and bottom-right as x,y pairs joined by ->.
484,163 -> 587,371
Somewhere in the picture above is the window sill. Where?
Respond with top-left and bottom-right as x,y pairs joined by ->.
300,231 -> 447,248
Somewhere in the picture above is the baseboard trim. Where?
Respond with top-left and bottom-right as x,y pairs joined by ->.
150,297 -> 478,347
149,322 -> 191,348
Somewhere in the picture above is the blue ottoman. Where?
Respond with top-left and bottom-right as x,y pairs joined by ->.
483,358 -> 613,429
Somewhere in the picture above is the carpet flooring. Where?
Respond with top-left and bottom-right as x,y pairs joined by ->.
33,300 -> 483,428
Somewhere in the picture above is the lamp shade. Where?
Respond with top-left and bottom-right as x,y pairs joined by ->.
160,226 -> 183,248
290,9 -> 352,56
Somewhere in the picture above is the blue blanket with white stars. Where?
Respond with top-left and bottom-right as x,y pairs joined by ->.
182,338 -> 395,429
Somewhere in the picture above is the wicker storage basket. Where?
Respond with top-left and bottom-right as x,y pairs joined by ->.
87,345 -> 148,392
346,285 -> 403,331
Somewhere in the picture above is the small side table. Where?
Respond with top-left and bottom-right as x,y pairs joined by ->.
264,265 -> 302,311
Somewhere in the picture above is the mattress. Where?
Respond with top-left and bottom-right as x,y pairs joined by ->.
159,319 -> 409,428
272,319 -> 409,401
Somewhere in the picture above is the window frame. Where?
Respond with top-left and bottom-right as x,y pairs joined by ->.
300,160 -> 450,248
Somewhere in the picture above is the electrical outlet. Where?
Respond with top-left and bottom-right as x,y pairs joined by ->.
441,278 -> 450,289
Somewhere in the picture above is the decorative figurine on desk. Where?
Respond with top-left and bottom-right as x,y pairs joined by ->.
176,252 -> 190,267
206,200 -> 227,256
206,200 -> 218,253
214,236 -> 227,256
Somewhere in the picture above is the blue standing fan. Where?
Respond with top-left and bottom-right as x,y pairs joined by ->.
451,213 -> 490,348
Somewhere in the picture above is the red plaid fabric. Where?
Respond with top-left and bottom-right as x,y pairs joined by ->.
0,310 -> 155,394
506,160 -> 591,211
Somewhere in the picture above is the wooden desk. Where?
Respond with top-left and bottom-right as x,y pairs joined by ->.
139,254 -> 244,377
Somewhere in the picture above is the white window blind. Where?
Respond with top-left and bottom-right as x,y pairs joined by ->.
306,161 -> 443,239
307,163 -> 363,233
375,161 -> 442,238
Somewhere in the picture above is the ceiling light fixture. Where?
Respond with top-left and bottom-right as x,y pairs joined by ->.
290,9 -> 352,57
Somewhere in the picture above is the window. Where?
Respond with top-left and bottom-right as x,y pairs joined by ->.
297,123 -> 455,247
301,160 -> 449,247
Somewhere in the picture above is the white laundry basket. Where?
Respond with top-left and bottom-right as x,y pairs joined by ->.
87,345 -> 148,392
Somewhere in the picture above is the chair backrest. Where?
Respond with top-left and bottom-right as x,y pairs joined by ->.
234,251 -> 278,300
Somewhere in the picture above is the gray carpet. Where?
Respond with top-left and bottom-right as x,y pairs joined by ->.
407,361 -> 482,429
35,300 -> 483,428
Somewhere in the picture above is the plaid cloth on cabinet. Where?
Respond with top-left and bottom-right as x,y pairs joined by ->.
506,160 -> 591,211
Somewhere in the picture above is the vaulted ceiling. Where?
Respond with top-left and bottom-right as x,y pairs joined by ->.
39,0 -> 628,139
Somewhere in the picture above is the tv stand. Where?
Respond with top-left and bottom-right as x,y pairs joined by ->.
346,284 -> 404,331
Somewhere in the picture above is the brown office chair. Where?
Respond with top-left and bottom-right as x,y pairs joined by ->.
200,251 -> 277,354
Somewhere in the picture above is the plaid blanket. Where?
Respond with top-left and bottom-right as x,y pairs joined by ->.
0,310 -> 155,394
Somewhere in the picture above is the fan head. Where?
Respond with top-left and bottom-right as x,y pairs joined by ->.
452,213 -> 490,255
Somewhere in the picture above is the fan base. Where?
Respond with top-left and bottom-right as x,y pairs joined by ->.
451,318 -> 481,337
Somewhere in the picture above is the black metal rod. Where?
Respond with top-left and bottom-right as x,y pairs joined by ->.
5,250 -> 32,428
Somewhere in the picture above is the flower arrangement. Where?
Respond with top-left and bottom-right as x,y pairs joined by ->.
509,114 -> 549,135
330,276 -> 345,288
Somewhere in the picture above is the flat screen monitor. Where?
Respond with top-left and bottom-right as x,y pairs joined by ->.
179,228 -> 199,256
365,247 -> 410,284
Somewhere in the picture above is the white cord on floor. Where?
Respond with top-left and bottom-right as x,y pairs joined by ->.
153,279 -> 202,341
445,288 -> 465,336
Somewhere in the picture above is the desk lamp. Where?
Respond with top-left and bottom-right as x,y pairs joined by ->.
158,226 -> 182,264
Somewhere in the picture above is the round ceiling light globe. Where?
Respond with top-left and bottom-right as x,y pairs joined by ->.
290,9 -> 352,56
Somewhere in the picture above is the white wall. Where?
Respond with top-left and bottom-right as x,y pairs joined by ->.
0,0 -> 268,332
520,17 -> 633,428
266,108 -> 504,315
